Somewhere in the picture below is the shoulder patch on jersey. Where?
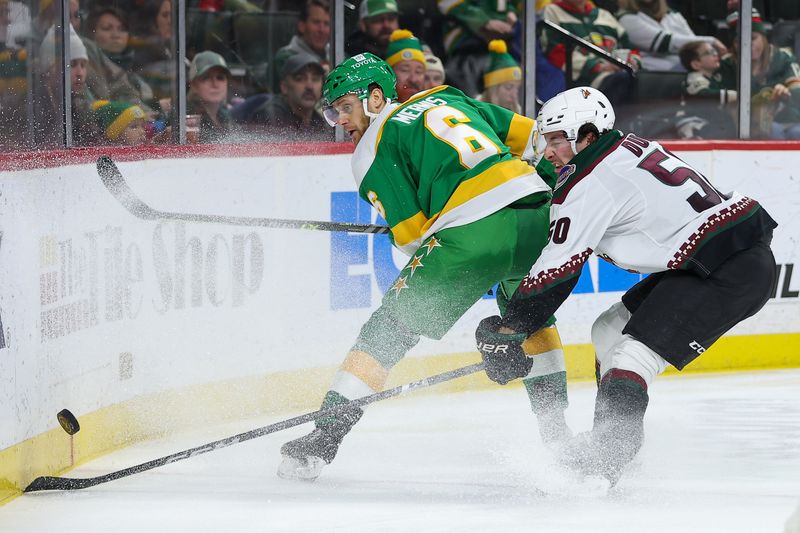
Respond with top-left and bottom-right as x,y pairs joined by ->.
554,164 -> 576,190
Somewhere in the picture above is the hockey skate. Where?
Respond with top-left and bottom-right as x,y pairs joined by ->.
277,427 -> 345,481
278,397 -> 362,481
555,431 -> 624,487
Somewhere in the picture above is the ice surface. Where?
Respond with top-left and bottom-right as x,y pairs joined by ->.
3,370 -> 799,533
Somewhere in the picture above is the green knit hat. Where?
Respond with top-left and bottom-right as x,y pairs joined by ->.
726,8 -> 766,35
484,40 -> 522,88
92,100 -> 147,141
385,29 -> 425,67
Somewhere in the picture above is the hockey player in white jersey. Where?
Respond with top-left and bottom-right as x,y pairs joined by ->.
475,86 -> 778,485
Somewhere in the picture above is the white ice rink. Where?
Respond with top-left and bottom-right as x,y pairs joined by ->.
3,369 -> 800,533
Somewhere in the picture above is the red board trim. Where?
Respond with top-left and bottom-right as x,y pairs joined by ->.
0,142 -> 355,172
0,139 -> 797,172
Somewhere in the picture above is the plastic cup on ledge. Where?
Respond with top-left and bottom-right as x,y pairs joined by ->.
186,114 -> 201,144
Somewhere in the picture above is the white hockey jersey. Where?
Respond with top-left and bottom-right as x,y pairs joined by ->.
504,130 -> 776,333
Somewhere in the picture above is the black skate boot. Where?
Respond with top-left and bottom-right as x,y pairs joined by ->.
277,393 -> 363,481
557,374 -> 649,487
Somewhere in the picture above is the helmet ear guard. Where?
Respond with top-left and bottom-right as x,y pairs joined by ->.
536,87 -> 615,153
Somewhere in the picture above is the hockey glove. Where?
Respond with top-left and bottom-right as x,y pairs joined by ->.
475,316 -> 532,385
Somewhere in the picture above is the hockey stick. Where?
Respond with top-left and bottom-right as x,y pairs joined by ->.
97,156 -> 390,234
24,361 -> 485,492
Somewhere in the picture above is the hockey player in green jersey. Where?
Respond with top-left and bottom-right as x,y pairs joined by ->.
278,52 -> 571,481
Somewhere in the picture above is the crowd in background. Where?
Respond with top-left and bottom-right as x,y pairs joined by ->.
0,0 -> 799,149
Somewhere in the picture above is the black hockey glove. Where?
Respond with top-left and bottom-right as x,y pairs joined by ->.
475,316 -> 532,385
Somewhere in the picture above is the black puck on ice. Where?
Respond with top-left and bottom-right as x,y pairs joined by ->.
57,409 -> 80,435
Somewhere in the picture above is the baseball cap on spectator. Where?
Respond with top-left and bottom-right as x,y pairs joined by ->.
385,29 -> 425,67
280,52 -> 325,79
726,8 -> 766,34
39,24 -> 87,69
189,51 -> 230,82
359,0 -> 398,20
91,100 -> 147,141
483,39 -> 522,88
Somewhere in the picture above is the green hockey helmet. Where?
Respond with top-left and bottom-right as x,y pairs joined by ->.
321,53 -> 397,126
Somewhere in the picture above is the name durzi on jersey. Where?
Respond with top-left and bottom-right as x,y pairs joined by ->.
390,96 -> 449,124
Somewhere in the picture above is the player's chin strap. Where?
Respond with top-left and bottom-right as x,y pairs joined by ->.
364,97 -> 392,123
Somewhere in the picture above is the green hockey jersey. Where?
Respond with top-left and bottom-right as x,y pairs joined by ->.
351,85 -> 551,255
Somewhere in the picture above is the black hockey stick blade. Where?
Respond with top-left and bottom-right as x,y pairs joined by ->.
97,156 -> 390,234
24,361 -> 485,492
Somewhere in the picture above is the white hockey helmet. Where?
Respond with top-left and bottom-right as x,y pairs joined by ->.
536,86 -> 615,153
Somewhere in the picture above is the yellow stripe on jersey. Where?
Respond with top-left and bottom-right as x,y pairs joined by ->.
440,158 -> 536,216
505,113 -> 535,158
522,326 -> 564,356
391,158 -> 536,247
375,86 -> 449,152
392,211 -> 431,248
340,350 -> 390,392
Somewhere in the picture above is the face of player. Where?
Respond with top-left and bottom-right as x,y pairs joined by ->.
393,60 -> 425,103
191,67 -> 229,105
93,12 -> 129,54
298,5 -> 330,55
281,65 -> 323,114
543,131 -> 576,171
329,93 -> 370,145
362,13 -> 399,48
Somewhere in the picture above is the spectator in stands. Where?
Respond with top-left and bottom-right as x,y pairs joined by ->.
385,29 -> 425,102
84,7 -> 154,111
617,0 -> 726,71
92,99 -> 149,145
245,52 -> 332,141
437,0 -> 518,96
0,0 -> 27,149
70,0 -> 82,33
541,0 -> 640,106
188,50 -> 235,143
508,18 -> 565,104
36,24 -> 101,146
478,40 -> 522,113
719,9 -> 800,139
346,0 -> 399,59
132,0 -> 173,101
680,41 -> 736,104
3,0 -> 30,50
272,0 -> 330,92
423,50 -> 445,89
676,40 -> 736,138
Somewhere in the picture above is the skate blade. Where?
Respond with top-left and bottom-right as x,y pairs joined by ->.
277,456 -> 326,481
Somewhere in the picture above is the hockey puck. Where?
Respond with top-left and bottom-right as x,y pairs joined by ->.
57,409 -> 80,435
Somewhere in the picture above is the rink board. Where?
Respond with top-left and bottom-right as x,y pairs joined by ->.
0,142 -> 798,502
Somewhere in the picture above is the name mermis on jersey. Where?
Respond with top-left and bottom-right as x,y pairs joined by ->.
329,192 -> 647,310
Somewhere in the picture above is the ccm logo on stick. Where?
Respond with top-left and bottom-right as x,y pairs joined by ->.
478,343 -> 509,354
